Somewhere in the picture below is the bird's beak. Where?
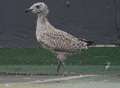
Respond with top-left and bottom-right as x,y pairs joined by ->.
25,8 -> 32,13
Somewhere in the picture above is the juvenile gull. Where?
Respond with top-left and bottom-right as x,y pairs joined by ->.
25,2 -> 93,74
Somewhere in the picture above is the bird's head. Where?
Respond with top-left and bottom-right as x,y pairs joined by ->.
25,2 -> 49,16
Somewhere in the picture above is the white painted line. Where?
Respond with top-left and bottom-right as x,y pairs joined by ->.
29,75 -> 97,83
90,45 -> 117,47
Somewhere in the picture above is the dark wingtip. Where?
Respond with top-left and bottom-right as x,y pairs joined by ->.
79,38 -> 95,46
86,41 -> 94,46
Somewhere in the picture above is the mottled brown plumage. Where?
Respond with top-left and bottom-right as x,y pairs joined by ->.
37,22 -> 88,52
26,2 -> 93,74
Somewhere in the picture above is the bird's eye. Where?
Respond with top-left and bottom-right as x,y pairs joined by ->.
36,5 -> 40,9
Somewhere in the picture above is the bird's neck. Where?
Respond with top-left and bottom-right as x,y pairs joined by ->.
36,15 -> 47,30
36,15 -> 55,32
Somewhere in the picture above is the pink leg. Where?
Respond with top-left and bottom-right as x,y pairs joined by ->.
56,52 -> 66,74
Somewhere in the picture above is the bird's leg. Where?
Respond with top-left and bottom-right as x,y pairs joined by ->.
57,60 -> 65,74
57,60 -> 61,73
56,52 -> 66,75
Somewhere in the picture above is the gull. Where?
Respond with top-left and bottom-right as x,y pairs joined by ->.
25,2 -> 94,74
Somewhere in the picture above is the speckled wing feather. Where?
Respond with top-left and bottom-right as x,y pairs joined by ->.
39,29 -> 87,51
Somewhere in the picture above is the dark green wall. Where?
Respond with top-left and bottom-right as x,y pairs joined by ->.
0,48 -> 119,65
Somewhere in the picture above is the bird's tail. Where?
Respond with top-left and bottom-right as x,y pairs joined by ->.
86,40 -> 94,46
80,38 -> 94,46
